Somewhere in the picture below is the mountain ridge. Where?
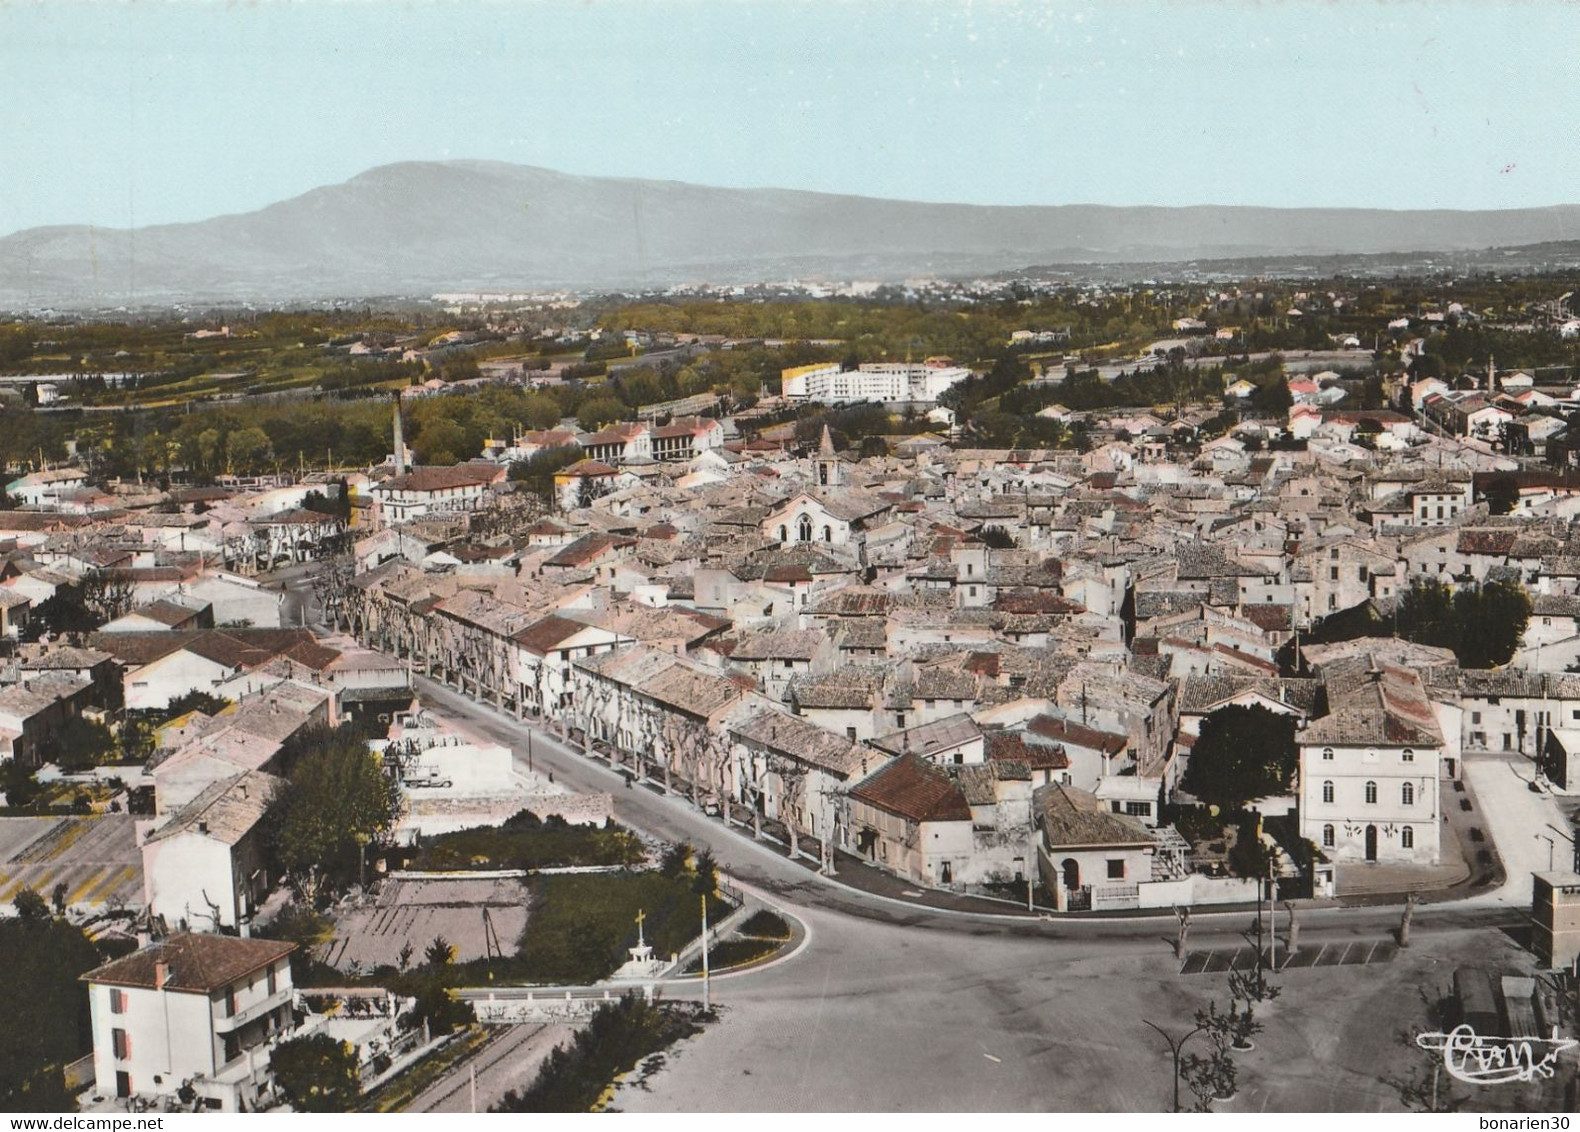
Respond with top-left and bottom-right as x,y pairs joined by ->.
3,160 -> 1579,307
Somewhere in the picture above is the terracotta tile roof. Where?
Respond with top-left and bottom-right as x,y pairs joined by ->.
729,708 -> 867,776
849,753 -> 971,823
134,599 -> 206,627
0,512 -> 96,532
144,770 -> 282,846
1241,604 -> 1295,633
379,463 -> 505,493
83,933 -> 294,993
512,613 -> 590,655
986,730 -> 1069,771
730,629 -> 826,661
1026,714 -> 1127,754
560,459 -> 619,477
91,628 -> 330,672
544,534 -> 635,568
870,712 -> 981,758
1457,529 -> 1519,556
1035,783 -> 1154,848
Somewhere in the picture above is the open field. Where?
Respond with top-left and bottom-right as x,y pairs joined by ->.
0,815 -> 142,910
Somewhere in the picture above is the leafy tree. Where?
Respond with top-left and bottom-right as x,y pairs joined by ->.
508,444 -> 584,504
0,914 -> 101,1111
1454,580 -> 1532,669
394,972 -> 475,1036
79,570 -> 135,624
1181,706 -> 1298,810
268,725 -> 399,904
660,841 -> 693,878
424,935 -> 455,969
12,886 -> 49,922
521,392 -> 562,431
978,526 -> 1017,549
0,763 -> 40,808
225,426 -> 273,474
1395,578 -> 1459,653
1227,816 -> 1272,879
576,396 -> 626,432
54,716 -> 116,772
435,354 -> 480,384
162,690 -> 233,721
1250,377 -> 1292,415
195,428 -> 223,473
1481,474 -> 1519,516
270,1033 -> 360,1113
1395,578 -> 1531,668
0,325 -> 32,366
412,418 -> 466,466
692,848 -> 718,897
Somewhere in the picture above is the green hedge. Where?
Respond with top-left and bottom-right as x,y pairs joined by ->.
409,811 -> 645,872
493,995 -> 702,1112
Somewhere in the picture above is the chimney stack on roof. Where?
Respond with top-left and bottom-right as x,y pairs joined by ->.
154,960 -> 170,990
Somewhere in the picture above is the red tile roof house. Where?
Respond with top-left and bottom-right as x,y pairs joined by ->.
847,753 -> 974,886
370,462 -> 507,525
92,629 -> 337,711
1034,783 -> 1160,912
81,934 -> 296,1112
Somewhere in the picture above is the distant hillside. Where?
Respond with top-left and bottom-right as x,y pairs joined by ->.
1,160 -> 1578,307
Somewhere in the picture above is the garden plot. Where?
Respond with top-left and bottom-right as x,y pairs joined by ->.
322,874 -> 529,973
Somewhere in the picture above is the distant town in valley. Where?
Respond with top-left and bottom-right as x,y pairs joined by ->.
2,249 -> 1580,1114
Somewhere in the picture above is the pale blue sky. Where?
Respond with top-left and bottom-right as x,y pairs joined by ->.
1,1 -> 1575,236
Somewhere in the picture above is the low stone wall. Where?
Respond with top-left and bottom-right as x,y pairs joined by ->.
473,988 -> 647,1024
520,792 -> 614,827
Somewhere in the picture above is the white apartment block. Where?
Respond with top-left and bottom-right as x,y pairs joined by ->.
781,362 -> 972,405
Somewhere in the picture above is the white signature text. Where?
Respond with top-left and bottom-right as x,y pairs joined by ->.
1416,1024 -> 1578,1086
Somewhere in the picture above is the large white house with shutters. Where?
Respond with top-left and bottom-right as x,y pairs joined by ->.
81,934 -> 296,1112
1298,657 -> 1445,865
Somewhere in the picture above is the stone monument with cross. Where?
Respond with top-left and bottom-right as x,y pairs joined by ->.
612,907 -> 667,980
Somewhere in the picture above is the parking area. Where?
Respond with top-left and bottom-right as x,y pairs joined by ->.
0,815 -> 143,910
323,874 -> 530,972
1181,939 -> 1398,975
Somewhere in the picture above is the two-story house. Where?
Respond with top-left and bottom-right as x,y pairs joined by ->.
1298,659 -> 1444,865
82,934 -> 297,1112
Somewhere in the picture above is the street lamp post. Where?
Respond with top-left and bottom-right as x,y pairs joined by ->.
1537,833 -> 1556,871
1143,1020 -> 1206,1113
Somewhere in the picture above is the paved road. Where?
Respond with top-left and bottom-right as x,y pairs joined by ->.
259,561 -> 318,629
1463,753 -> 1572,908
401,672 -> 1536,1112
412,676 -> 1521,947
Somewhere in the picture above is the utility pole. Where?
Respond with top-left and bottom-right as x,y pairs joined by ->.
1268,862 -> 1278,972
527,729 -> 534,776
700,894 -> 711,1013
1256,872 -> 1265,998
1027,826 -> 1037,911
